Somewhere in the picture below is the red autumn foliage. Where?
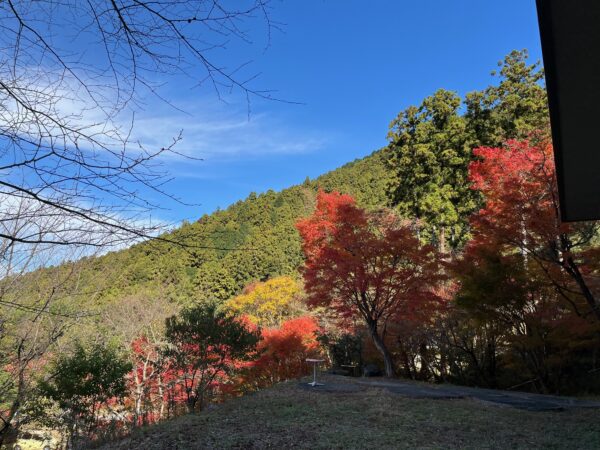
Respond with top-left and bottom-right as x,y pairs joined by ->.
125,315 -> 321,421
126,337 -> 190,424
296,191 -> 443,377
454,139 -> 600,392
240,315 -> 321,390
469,140 -> 558,249
127,337 -> 164,425
296,190 -> 356,261
468,140 -> 600,322
126,336 -> 246,425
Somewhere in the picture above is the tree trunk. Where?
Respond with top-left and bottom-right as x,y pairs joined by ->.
418,342 -> 431,380
186,393 -> 197,413
367,322 -> 395,377
563,253 -> 600,321
439,226 -> 446,255
157,376 -> 165,420
0,360 -> 26,447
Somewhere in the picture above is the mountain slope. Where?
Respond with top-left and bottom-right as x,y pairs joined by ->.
69,147 -> 393,313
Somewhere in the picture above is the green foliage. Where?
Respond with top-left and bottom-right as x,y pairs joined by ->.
465,49 -> 549,147
163,303 -> 261,411
387,89 -> 477,249
38,342 -> 131,439
317,331 -> 363,368
44,147 -> 394,315
386,50 -> 549,250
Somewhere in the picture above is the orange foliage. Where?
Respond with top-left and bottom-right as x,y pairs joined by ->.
240,316 -> 322,390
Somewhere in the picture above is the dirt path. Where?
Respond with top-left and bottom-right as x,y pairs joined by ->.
300,375 -> 600,411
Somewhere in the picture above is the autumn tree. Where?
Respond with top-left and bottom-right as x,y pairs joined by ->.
162,303 -> 260,412
452,139 -> 600,391
469,140 -> 600,322
297,191 -> 442,377
450,245 -> 541,388
103,293 -> 178,425
241,316 -> 321,390
224,276 -> 305,327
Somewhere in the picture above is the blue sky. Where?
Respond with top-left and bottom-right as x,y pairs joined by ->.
136,0 -> 544,223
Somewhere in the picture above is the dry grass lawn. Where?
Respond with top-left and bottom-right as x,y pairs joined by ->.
97,375 -> 600,450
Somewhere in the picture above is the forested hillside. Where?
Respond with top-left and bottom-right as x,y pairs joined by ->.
4,49 -> 547,319
71,146 -> 392,312
44,44 -> 549,313
9,50 -> 600,450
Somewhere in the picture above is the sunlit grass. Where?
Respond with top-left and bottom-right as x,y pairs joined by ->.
97,375 -> 600,449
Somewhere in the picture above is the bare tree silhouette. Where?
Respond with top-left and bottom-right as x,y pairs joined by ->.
0,0 -> 279,248
0,1 -> 279,442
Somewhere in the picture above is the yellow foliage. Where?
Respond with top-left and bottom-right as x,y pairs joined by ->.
225,276 -> 305,327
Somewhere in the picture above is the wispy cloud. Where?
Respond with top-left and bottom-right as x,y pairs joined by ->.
9,69 -> 329,163
130,99 -> 329,161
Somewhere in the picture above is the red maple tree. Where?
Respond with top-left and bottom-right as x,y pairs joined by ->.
468,139 -> 600,322
240,316 -> 321,390
296,191 -> 442,377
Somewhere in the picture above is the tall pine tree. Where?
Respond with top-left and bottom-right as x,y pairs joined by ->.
387,51 -> 549,251
387,89 -> 476,251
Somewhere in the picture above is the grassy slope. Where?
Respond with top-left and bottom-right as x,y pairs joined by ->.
98,376 -> 600,450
